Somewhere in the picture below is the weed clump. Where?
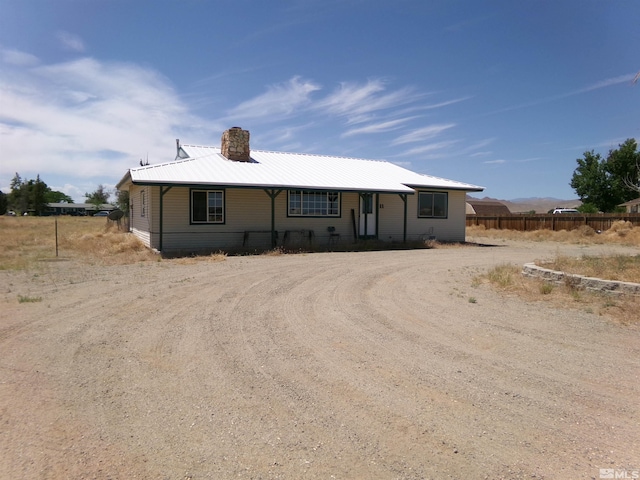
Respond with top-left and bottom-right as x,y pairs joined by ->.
538,254 -> 640,284
486,263 -> 519,288
575,225 -> 596,237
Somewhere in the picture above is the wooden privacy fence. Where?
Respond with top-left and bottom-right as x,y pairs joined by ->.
467,213 -> 640,232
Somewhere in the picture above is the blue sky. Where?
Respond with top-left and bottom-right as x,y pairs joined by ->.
1,0 -> 639,203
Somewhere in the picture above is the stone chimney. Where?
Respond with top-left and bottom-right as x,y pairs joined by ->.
221,127 -> 250,162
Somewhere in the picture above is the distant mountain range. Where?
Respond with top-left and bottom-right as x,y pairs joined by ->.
467,196 -> 581,214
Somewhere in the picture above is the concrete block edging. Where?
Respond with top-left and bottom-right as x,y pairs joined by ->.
522,263 -> 640,297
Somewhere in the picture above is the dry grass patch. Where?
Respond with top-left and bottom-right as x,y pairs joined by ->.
0,216 -> 157,269
538,254 -> 640,284
173,252 -> 228,265
469,221 -> 640,323
467,220 -> 640,247
476,261 -> 640,325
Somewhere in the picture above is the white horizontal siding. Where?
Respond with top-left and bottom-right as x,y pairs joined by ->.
157,188 -> 361,251
129,185 -> 152,248
143,186 -> 468,252
377,193 -> 407,242
404,190 -> 467,242
375,191 -> 466,243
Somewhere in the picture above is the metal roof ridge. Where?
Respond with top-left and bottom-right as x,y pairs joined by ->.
253,149 -> 389,162
181,144 -> 219,148
132,156 -> 201,171
181,144 -> 389,163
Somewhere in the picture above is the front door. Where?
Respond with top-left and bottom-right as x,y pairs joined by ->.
359,194 -> 376,238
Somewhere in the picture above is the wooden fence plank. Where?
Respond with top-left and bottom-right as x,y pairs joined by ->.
466,213 -> 640,232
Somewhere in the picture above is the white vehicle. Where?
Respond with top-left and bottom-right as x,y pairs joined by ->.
552,208 -> 579,214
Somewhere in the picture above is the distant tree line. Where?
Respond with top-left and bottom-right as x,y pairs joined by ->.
570,138 -> 640,212
1,173 -> 72,215
1,173 -> 127,216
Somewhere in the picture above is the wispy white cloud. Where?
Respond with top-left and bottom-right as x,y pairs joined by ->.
469,151 -> 492,157
569,74 -> 637,95
255,122 -> 316,149
342,117 -> 416,137
392,161 -> 412,167
422,96 -> 472,110
564,137 -> 631,153
391,123 -> 456,145
0,47 -> 39,66
487,73 -> 637,115
223,76 -> 454,146
56,31 -> 86,52
315,79 -> 422,124
484,159 -> 506,164
395,136 -> 496,160
402,141 -> 459,157
227,76 -> 321,120
0,55 -> 207,196
0,49 -> 474,199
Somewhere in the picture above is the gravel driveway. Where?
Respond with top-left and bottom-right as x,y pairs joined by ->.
1,238 -> 638,479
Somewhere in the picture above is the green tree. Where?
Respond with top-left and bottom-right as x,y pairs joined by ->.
0,190 -> 7,215
85,184 -> 111,210
570,139 -> 640,212
605,138 -> 640,197
14,176 -> 48,215
115,189 -> 129,215
8,173 -> 28,214
30,175 -> 48,215
577,203 -> 599,214
570,151 -> 612,211
7,173 -> 57,215
45,190 -> 74,204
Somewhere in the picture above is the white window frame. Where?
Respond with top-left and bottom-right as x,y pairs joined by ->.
288,190 -> 340,217
191,189 -> 225,224
418,191 -> 448,218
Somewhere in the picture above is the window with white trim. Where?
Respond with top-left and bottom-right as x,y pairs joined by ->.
140,189 -> 146,217
418,191 -> 448,218
288,190 -> 340,217
191,190 -> 224,223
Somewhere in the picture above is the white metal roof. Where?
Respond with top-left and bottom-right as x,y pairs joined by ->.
120,145 -> 484,193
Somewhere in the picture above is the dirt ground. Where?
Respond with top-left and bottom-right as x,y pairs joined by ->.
1,237 -> 639,479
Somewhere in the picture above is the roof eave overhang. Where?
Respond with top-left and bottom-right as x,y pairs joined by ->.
116,170 -> 133,190
129,179 -> 416,194
404,184 -> 485,193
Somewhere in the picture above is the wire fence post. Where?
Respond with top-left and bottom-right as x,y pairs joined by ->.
55,218 -> 58,257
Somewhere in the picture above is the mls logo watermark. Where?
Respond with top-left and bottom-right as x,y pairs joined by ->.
600,469 -> 640,479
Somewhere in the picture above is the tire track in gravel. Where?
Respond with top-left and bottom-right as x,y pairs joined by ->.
374,249 -> 639,476
261,252 -> 477,478
2,243 -> 639,479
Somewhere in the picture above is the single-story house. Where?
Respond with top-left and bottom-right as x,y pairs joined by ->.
619,197 -> 640,213
116,127 -> 484,252
466,200 -> 511,215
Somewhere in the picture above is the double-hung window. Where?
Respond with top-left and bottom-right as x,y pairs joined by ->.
288,190 -> 340,217
418,191 -> 448,218
191,189 -> 224,223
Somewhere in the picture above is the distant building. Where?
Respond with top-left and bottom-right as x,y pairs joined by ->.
466,200 -> 511,215
619,197 -> 640,213
45,203 -> 115,216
